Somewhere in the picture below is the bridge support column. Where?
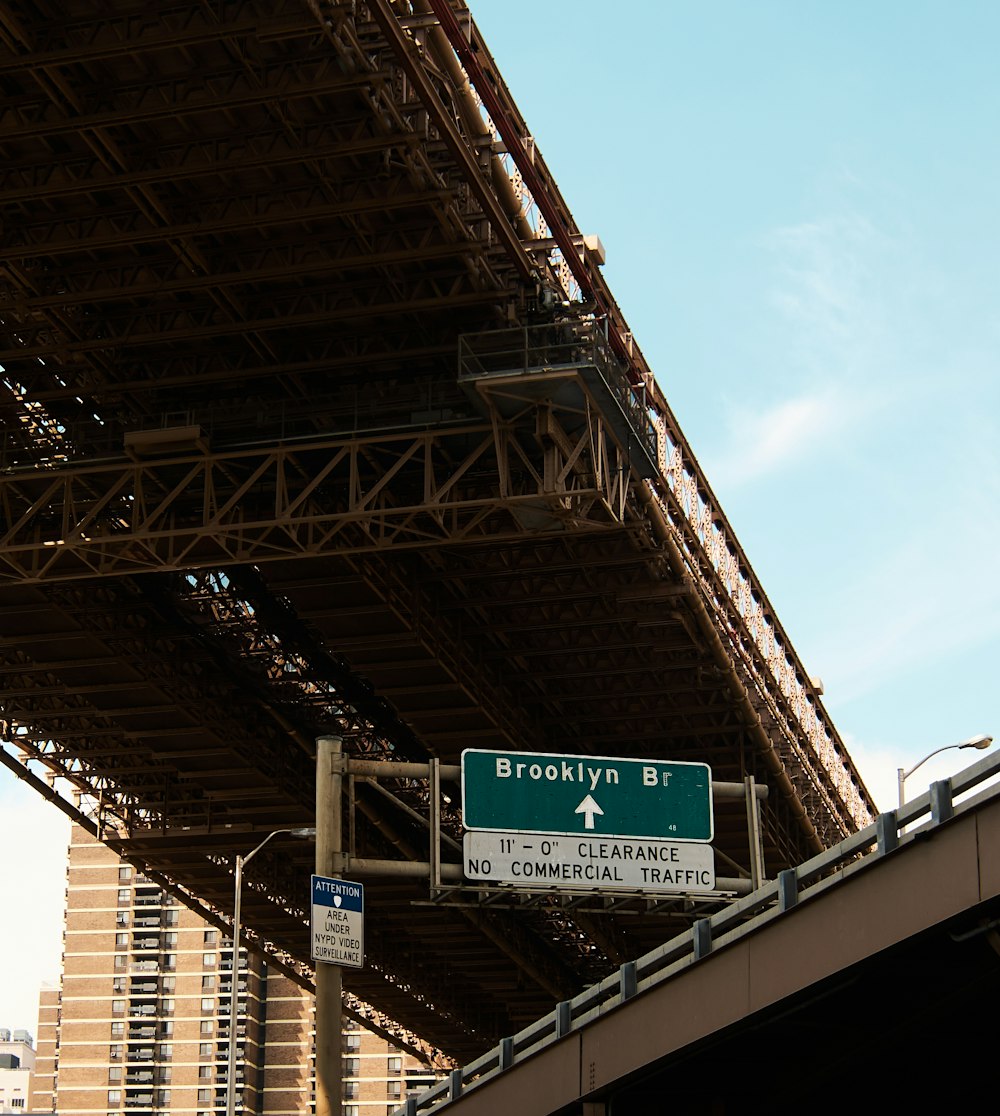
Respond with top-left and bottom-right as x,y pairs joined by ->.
316,734 -> 344,1116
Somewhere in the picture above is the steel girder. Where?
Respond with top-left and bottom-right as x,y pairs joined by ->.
0,380 -> 639,582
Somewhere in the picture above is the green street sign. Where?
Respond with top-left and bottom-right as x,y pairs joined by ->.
461,749 -> 713,842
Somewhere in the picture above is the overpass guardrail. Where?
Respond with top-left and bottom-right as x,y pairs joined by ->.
393,749 -> 1000,1114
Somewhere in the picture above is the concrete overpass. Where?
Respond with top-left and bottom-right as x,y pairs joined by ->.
399,750 -> 1000,1113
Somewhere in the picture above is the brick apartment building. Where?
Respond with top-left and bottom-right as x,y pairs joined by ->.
32,826 -> 435,1115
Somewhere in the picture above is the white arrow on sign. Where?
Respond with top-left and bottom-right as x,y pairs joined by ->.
574,794 -> 605,830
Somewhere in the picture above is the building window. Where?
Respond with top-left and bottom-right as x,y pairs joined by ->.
201,997 -> 215,1013
202,975 -> 216,991
115,932 -> 128,948
112,977 -> 126,994
344,1081 -> 359,1100
163,931 -> 178,947
116,911 -> 129,927
164,909 -> 179,926
344,1033 -> 361,1051
197,1088 -> 211,1104
110,1045 -> 122,1061
199,1042 -> 212,1057
159,1022 -> 173,1038
111,999 -> 125,1016
204,929 -> 218,945
388,1057 -> 402,1074
344,1058 -> 359,1077
203,952 -> 217,967
200,1020 -> 213,1036
158,1044 -> 172,1060
163,954 -> 177,971
161,976 -> 175,994
117,888 -> 130,905
161,998 -> 174,1015
387,1081 -> 402,1099
108,1066 -> 122,1083
344,1106 -> 358,1116
157,1090 -> 170,1107
198,1064 -> 212,1080
111,1022 -> 124,1038
114,955 -> 126,971
107,1090 -> 121,1105
119,866 -> 132,881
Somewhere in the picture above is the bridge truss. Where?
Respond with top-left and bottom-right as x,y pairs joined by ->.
0,0 -> 875,1064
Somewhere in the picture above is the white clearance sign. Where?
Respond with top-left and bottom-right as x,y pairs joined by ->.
463,830 -> 716,893
310,875 -> 364,969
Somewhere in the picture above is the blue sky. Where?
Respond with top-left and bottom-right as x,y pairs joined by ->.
2,0 -> 998,1033
472,0 -> 1000,802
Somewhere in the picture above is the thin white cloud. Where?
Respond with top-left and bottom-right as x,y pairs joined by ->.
709,388 -> 851,488
706,211 -> 898,488
765,213 -> 890,360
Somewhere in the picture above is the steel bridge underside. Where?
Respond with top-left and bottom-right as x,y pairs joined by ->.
0,0 -> 875,1065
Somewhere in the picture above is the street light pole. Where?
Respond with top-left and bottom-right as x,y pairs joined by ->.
225,827 -> 315,1116
897,733 -> 993,809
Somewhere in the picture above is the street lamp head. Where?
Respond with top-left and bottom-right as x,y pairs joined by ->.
959,734 -> 993,751
289,827 -> 317,838
898,732 -> 995,810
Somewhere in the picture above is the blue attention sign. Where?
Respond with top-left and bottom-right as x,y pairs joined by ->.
310,875 -> 364,968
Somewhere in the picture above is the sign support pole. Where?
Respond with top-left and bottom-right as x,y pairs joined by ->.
745,775 -> 765,889
315,734 -> 343,1116
430,757 -> 441,892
